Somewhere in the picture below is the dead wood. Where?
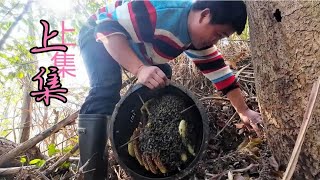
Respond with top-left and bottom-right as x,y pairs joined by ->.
0,111 -> 79,167
0,165 -> 36,176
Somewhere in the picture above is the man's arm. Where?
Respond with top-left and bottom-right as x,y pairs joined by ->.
227,88 -> 262,136
97,34 -> 169,89
226,88 -> 248,113
97,34 -> 143,76
184,45 -> 239,94
93,1 -> 168,89
185,45 -> 262,135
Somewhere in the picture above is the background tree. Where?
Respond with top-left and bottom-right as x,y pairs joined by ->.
247,1 -> 320,179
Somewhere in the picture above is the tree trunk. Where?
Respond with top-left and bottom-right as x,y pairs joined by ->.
19,77 -> 32,143
19,2 -> 36,143
246,1 -> 320,179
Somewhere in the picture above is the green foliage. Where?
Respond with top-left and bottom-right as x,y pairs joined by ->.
48,143 -> 61,157
239,18 -> 250,40
60,161 -> 71,169
230,18 -> 250,41
20,156 -> 27,165
29,158 -> 46,167
62,145 -> 74,153
70,136 -> 78,143
17,71 -> 24,79
0,119 -> 11,137
87,1 -> 105,14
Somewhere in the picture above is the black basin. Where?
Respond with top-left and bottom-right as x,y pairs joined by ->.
109,82 -> 209,180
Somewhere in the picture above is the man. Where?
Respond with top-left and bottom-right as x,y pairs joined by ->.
77,0 -> 262,179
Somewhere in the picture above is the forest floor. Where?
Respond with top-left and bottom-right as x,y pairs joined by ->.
106,58 -> 282,180
0,57 -> 283,180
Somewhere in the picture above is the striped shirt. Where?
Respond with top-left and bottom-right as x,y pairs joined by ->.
89,0 -> 238,94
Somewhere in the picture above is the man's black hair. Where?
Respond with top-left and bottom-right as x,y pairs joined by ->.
191,0 -> 247,35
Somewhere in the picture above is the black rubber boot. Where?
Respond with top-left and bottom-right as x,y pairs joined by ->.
78,114 -> 109,180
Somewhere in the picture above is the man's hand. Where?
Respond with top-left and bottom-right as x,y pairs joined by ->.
136,65 -> 169,90
238,108 -> 263,137
226,88 -> 264,136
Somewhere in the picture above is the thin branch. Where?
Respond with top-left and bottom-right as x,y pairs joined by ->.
41,134 -> 77,154
214,112 -> 237,139
200,96 -> 230,101
0,0 -> 33,51
42,144 -> 79,176
0,165 -> 36,176
0,2 -> 21,22
0,111 -> 79,167
232,163 -> 259,173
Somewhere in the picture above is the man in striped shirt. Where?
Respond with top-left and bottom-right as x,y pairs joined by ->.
77,0 -> 263,179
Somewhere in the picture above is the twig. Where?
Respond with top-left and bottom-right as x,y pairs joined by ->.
225,39 -> 250,42
36,170 -> 50,180
42,144 -> 79,176
118,134 -> 142,149
112,165 -> 122,179
206,172 -> 223,179
138,93 -> 151,115
214,112 -> 237,139
238,75 -> 255,79
121,77 -> 137,89
78,153 -> 97,173
122,69 -> 135,86
239,71 -> 254,75
200,96 -> 230,101
0,165 -> 36,176
232,163 -> 259,173
74,153 -> 97,179
41,134 -> 77,154
69,157 -> 80,162
239,79 -> 255,83
235,63 -> 251,78
39,156 -> 58,171
180,104 -> 196,114
282,77 -> 320,180
206,164 -> 259,180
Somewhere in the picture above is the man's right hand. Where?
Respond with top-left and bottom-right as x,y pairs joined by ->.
136,65 -> 169,90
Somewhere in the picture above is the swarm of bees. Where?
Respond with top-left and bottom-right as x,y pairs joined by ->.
127,119 -> 195,174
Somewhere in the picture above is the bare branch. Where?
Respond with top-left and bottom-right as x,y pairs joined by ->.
0,165 -> 36,176
0,0 -> 33,51
0,111 -> 79,167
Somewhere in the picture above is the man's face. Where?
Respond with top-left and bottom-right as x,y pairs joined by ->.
189,9 -> 235,49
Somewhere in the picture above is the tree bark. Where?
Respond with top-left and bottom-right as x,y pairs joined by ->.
246,1 -> 320,179
0,166 -> 36,176
19,77 -> 32,143
19,2 -> 37,143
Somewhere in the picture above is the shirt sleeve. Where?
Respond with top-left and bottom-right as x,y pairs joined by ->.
184,45 -> 239,95
94,1 -> 156,43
